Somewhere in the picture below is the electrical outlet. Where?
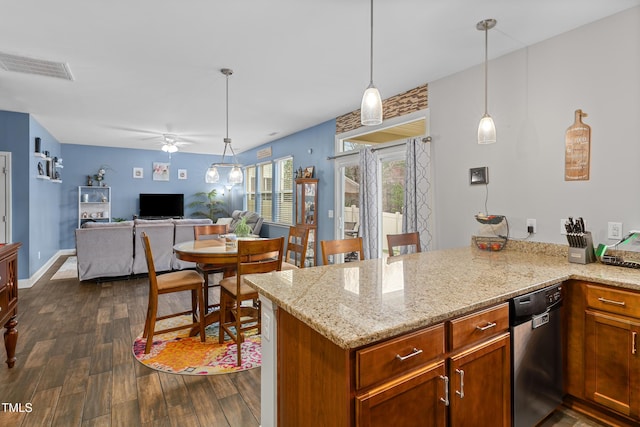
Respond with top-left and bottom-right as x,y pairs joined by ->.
608,222 -> 623,240
560,218 -> 568,235
470,167 -> 488,185
526,218 -> 537,234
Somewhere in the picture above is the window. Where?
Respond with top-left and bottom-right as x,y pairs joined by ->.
245,156 -> 293,225
258,163 -> 273,222
274,157 -> 293,224
245,166 -> 256,213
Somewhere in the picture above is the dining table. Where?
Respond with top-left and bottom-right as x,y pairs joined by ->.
173,236 -> 261,334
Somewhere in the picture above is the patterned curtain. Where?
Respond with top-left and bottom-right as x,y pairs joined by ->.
359,147 -> 379,259
403,137 -> 432,251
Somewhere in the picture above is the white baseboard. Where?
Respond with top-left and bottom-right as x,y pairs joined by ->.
18,249 -> 76,289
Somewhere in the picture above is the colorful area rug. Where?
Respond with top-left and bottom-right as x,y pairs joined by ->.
132,315 -> 261,375
51,256 -> 78,280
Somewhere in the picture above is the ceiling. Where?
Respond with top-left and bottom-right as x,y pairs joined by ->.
0,0 -> 638,156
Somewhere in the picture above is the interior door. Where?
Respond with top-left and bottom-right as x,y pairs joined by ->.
0,153 -> 10,243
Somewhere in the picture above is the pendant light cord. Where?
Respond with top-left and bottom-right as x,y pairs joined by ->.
369,0 -> 374,85
225,71 -> 229,141
484,25 -> 488,115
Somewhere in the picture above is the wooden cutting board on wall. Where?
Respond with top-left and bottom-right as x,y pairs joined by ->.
565,109 -> 591,181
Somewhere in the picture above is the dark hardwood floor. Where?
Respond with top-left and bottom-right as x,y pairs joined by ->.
0,256 -> 260,427
0,256 -> 610,427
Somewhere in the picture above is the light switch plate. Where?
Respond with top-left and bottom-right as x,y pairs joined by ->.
470,167 -> 489,185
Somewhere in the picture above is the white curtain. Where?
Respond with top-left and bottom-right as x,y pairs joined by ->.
359,147 -> 379,259
403,137 -> 432,250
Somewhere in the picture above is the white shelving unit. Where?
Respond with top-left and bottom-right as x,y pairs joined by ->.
78,186 -> 111,228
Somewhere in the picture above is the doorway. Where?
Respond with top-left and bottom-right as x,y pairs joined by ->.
333,111 -> 427,258
0,152 -> 11,243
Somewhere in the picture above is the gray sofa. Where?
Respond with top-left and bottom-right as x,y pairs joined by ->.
75,218 -> 212,281
221,210 -> 264,235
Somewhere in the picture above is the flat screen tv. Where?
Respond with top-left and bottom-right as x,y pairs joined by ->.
139,193 -> 184,218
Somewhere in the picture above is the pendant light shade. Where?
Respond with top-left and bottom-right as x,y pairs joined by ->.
477,18 -> 497,144
361,0 -> 382,126
205,68 -> 243,184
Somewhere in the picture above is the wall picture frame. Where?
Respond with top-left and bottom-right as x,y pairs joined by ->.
133,167 -> 144,179
152,162 -> 170,181
178,169 -> 187,180
303,166 -> 314,178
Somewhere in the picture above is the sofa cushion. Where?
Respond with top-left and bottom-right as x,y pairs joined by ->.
229,210 -> 263,235
134,218 -> 174,225
82,220 -> 134,228
76,226 -> 134,280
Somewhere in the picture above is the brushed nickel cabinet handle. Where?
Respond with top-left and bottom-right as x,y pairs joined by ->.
439,375 -> 449,406
395,347 -> 423,362
633,331 -> 637,355
598,297 -> 626,307
455,369 -> 465,399
476,321 -> 497,331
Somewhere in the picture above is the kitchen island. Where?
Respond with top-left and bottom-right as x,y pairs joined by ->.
246,243 -> 640,426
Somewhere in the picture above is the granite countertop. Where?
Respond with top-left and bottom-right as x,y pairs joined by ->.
244,243 -> 640,350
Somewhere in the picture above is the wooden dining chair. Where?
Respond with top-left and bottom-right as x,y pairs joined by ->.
320,237 -> 364,265
140,232 -> 206,354
194,224 -> 230,311
219,237 -> 284,366
282,226 -> 310,270
387,232 -> 422,257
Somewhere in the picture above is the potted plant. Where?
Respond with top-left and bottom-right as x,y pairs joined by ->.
188,189 -> 227,221
234,216 -> 251,237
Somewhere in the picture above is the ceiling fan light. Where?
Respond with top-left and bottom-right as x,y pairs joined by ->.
161,144 -> 170,152
228,166 -> 243,184
205,165 -> 220,183
361,84 -> 383,126
478,114 -> 496,144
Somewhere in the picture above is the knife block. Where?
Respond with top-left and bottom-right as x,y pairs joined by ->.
567,232 -> 596,264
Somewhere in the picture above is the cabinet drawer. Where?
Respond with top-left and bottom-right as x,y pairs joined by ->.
448,303 -> 509,351
356,323 -> 445,390
586,284 -> 640,318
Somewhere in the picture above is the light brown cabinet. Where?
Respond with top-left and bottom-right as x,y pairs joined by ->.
446,303 -> 511,427
584,284 -> 640,418
565,280 -> 640,426
355,324 -> 447,427
0,243 -> 20,368
295,178 -> 317,266
277,303 -> 510,427
448,333 -> 511,426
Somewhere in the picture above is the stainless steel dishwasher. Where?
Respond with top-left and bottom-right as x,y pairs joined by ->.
510,284 -> 563,427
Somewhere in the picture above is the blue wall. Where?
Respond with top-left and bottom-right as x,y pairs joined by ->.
29,118 -> 62,276
236,119 -> 337,263
1,108 -> 337,278
59,145 -> 230,248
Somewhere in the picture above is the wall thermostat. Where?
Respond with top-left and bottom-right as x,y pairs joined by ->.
470,167 -> 489,185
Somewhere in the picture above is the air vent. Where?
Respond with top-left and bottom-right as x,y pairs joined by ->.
0,52 -> 74,81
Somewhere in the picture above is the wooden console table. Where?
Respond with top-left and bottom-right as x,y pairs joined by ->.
0,243 -> 20,368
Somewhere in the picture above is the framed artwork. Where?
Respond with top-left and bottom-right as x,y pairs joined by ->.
152,162 -> 170,181
303,166 -> 314,178
133,167 -> 143,179
178,169 -> 187,180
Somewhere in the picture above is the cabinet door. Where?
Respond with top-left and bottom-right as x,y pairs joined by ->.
356,361 -> 447,427
449,333 -> 511,427
585,310 -> 640,417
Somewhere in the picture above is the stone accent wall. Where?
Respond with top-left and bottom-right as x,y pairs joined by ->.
336,84 -> 428,134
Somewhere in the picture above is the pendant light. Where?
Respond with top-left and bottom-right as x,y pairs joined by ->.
205,68 -> 243,184
361,0 -> 382,126
477,18 -> 497,144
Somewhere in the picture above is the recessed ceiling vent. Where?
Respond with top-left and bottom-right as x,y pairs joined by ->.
0,52 -> 74,81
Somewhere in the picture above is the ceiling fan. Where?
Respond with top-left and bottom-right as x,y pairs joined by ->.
158,134 -> 191,153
